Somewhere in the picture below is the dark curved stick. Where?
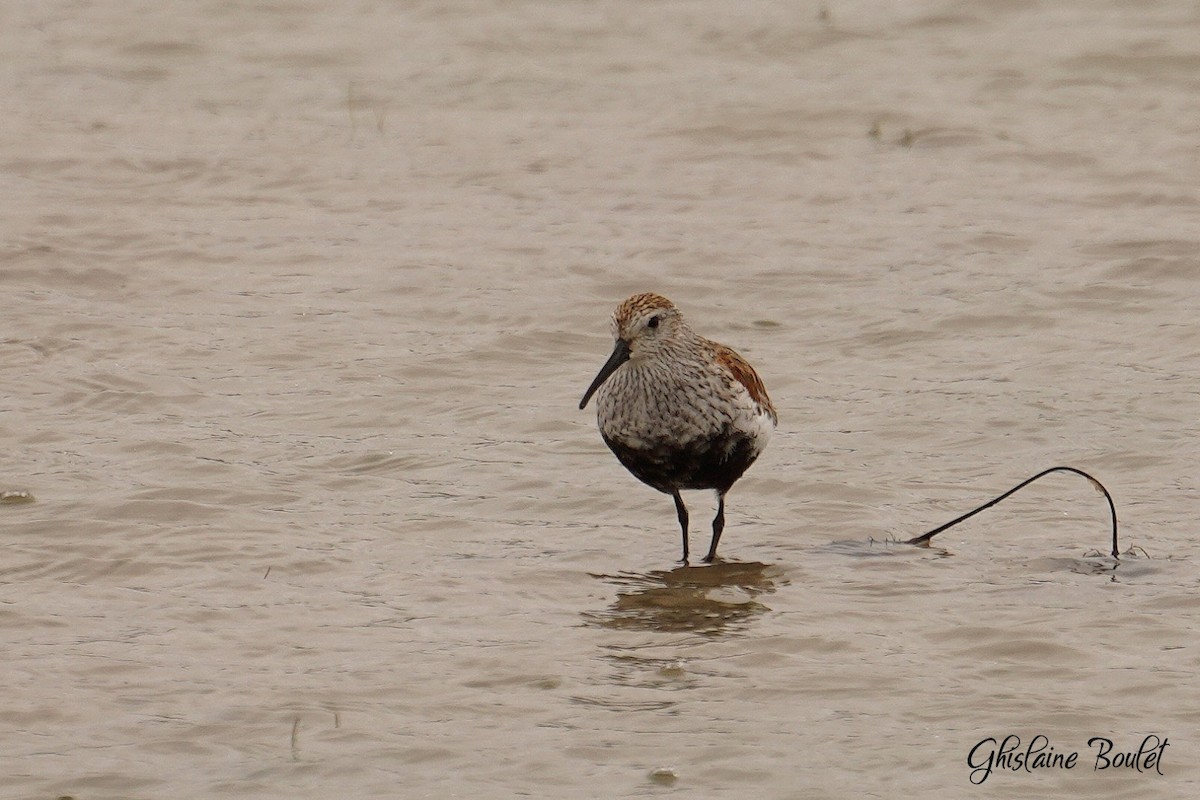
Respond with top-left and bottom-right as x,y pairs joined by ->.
905,466 -> 1119,558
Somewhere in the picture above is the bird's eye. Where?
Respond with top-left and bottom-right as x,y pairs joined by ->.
647,315 -> 660,329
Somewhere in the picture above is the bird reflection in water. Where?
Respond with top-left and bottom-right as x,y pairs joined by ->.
584,561 -> 785,636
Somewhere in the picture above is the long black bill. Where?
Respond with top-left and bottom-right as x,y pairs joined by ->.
579,338 -> 631,410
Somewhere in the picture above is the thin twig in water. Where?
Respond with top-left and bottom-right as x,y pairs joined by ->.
905,466 -> 1119,558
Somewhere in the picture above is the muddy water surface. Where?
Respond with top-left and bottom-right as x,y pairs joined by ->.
3,1 -> 1199,797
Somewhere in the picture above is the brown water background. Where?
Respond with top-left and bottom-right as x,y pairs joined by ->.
3,1 -> 1199,797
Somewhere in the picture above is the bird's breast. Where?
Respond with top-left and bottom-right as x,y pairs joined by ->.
593,360 -> 771,451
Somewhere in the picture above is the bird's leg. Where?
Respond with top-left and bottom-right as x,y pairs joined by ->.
703,492 -> 726,563
672,490 -> 689,563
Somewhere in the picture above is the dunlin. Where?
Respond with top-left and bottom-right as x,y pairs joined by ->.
579,293 -> 777,563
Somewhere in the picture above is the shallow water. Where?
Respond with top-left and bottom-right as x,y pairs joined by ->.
2,1 -> 1199,797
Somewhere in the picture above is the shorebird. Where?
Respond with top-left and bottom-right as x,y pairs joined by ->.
579,292 -> 777,563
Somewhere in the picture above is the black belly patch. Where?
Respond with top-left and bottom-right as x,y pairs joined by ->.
601,427 -> 760,495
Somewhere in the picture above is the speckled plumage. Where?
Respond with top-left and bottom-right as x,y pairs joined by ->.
579,293 -> 777,563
